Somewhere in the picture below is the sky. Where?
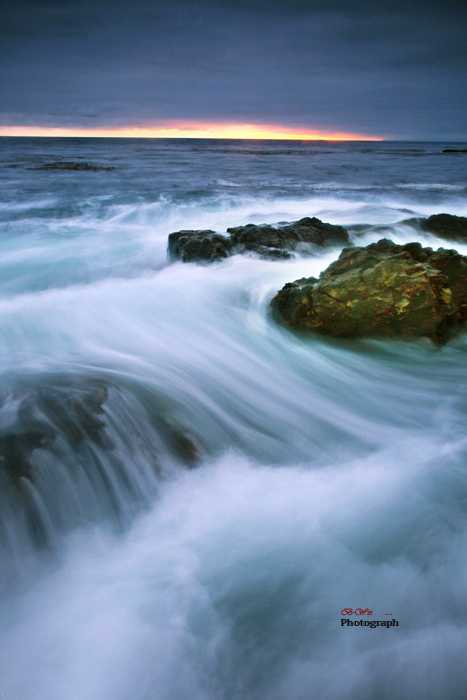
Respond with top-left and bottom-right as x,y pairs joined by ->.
1,0 -> 466,140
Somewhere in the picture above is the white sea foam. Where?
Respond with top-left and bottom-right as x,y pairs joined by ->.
2,442 -> 467,700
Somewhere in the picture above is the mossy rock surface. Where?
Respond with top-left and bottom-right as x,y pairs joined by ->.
271,239 -> 467,343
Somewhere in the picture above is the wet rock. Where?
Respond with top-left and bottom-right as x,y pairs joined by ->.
168,230 -> 233,263
0,430 -> 56,486
0,380 -> 114,488
38,381 -> 110,449
254,247 -> 291,259
140,398 -> 204,467
228,217 -> 349,256
271,239 -> 467,344
270,277 -> 319,331
0,378 -> 210,556
279,217 -> 350,248
163,424 -> 201,466
168,217 -> 349,263
422,214 -> 467,243
227,224 -> 287,252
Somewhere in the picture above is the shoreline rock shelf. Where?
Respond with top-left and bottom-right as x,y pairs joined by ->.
167,213 -> 467,264
167,217 -> 350,263
271,239 -> 467,344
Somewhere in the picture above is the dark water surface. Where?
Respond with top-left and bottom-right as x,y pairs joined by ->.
0,138 -> 467,700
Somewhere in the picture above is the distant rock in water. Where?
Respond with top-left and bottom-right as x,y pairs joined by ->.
271,239 -> 467,344
421,213 -> 467,243
442,149 -> 467,154
168,217 -> 350,263
33,161 -> 116,171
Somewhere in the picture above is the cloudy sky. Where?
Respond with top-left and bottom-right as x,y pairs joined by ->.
1,0 -> 466,139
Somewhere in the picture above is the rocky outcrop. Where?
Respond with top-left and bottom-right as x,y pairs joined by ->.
227,224 -> 291,259
421,214 -> 467,244
227,217 -> 349,259
278,217 -> 350,248
271,239 -> 467,344
168,230 -> 233,263
168,217 -> 350,263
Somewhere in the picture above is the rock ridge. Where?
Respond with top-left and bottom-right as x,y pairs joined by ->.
168,217 -> 350,263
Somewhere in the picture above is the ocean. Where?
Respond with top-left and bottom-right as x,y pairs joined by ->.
1,137 -> 467,699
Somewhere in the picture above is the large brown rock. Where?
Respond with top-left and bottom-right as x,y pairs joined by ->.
271,239 -> 467,343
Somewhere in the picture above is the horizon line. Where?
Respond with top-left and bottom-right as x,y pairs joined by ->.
0,123 -> 384,141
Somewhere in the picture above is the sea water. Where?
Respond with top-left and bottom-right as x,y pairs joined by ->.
0,137 -> 467,699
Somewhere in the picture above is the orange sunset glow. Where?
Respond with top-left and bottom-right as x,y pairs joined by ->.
0,122 -> 383,141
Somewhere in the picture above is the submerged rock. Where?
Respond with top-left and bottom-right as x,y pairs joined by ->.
0,430 -> 55,486
0,381 -> 112,487
168,217 -> 350,263
161,423 -> 201,466
0,377 -> 206,493
0,378 -> 206,551
422,214 -> 467,243
271,239 -> 467,344
0,378 -> 206,491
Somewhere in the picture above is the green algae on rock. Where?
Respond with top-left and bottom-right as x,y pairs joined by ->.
270,239 -> 467,344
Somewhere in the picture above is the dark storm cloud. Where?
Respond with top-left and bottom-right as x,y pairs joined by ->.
1,0 -> 466,138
